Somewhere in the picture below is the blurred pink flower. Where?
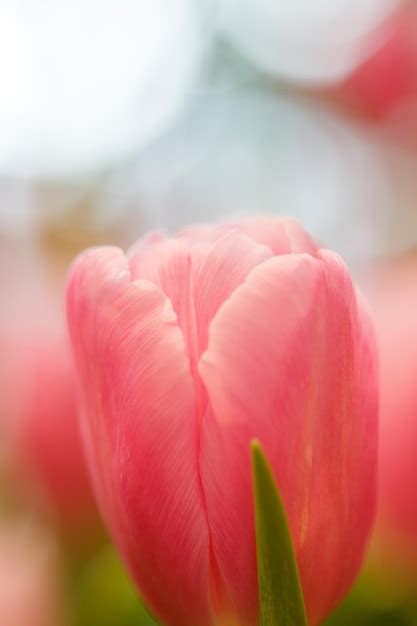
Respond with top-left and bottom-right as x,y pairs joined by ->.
67,217 -> 378,626
364,256 -> 417,567
342,4 -> 417,121
0,248 -> 96,533
0,523 -> 64,626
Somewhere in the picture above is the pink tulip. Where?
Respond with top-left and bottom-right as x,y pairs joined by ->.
66,217 -> 378,626
364,256 -> 417,564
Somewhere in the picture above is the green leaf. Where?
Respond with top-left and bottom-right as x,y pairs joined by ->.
252,440 -> 308,626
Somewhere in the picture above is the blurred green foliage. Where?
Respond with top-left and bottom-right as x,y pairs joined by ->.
324,574 -> 417,626
325,598 -> 417,626
72,542 -> 417,626
72,544 -> 159,626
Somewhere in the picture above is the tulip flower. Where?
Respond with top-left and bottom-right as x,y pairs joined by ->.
363,256 -> 417,565
67,216 -> 378,626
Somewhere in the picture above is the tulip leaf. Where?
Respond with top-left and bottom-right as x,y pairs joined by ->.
252,441 -> 308,626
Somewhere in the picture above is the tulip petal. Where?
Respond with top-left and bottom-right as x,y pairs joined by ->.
199,251 -> 377,626
127,231 -> 166,259
67,247 -> 213,626
128,233 -> 272,383
237,216 -> 318,256
177,216 -> 317,257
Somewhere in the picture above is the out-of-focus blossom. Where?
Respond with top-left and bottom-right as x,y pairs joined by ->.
217,0 -> 400,84
363,255 -> 417,569
67,217 -> 378,626
342,3 -> 417,120
0,523 -> 64,626
0,246 -> 96,533
0,0 -> 203,176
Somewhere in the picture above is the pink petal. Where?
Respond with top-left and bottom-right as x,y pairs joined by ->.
281,218 -> 318,255
67,247 -> 213,626
237,216 -> 318,256
129,232 -> 272,386
129,232 -> 272,620
199,251 -> 377,626
177,217 -> 318,257
127,230 -> 166,260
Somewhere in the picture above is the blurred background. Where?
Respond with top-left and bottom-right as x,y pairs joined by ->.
1,1 -> 417,624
